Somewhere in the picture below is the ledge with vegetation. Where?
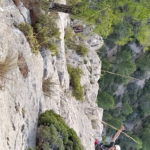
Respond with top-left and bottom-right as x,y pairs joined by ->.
30,110 -> 84,150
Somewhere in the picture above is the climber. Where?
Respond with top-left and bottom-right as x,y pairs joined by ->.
72,25 -> 83,33
95,125 -> 125,150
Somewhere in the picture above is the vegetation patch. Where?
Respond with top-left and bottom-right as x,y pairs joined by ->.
67,64 -> 84,101
97,92 -> 114,110
34,14 -> 60,55
0,55 -> 16,80
65,27 -> 74,41
65,27 -> 88,56
18,23 -> 39,55
42,78 -> 57,97
37,110 -> 83,150
75,44 -> 88,56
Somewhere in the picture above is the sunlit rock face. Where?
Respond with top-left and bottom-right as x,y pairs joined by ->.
0,0 -> 103,150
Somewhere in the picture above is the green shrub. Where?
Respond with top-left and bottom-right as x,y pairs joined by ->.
139,94 -> 150,116
35,14 -> 60,55
141,128 -> 150,150
120,134 -> 143,150
18,23 -> 39,55
28,148 -> 36,150
66,40 -> 88,56
113,49 -> 136,76
39,0 -> 51,13
65,27 -> 74,41
37,110 -> 83,150
135,52 -> 150,72
65,27 -> 88,56
67,0 -> 82,5
67,64 -> 84,101
76,44 -> 88,56
121,102 -> 133,116
48,42 -> 59,56
97,91 -> 114,110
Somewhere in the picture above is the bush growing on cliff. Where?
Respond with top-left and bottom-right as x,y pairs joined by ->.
0,55 -> 16,81
37,110 -> 83,150
39,0 -> 51,13
76,44 -> 88,56
66,39 -> 88,56
18,23 -> 39,55
65,27 -> 74,41
65,27 -> 88,56
67,64 -> 84,101
35,14 -> 60,55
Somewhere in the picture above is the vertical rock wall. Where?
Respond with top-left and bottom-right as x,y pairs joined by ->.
0,0 -> 103,150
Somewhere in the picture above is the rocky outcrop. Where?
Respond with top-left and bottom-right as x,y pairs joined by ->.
0,0 -> 103,150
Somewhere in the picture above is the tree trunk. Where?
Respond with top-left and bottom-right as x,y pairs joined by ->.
49,3 -> 73,14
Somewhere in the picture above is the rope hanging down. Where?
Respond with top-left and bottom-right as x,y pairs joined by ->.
101,120 -> 139,144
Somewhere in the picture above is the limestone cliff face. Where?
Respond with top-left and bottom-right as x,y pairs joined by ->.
0,0 -> 103,150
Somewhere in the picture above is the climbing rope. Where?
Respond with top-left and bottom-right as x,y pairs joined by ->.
101,70 -> 141,81
100,70 -> 140,144
101,120 -> 139,144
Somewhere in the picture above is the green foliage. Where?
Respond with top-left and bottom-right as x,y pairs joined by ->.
135,52 -> 150,72
97,91 -> 114,110
143,79 -> 150,95
35,14 -> 60,55
18,23 -> 39,55
112,21 -> 133,45
121,102 -> 133,116
67,0 -> 82,5
136,25 -> 150,51
126,82 -> 139,104
140,128 -> 150,150
67,64 -> 84,100
113,48 -> 136,76
101,58 -> 112,71
94,7 -> 115,38
65,28 -> 88,56
28,148 -> 36,150
76,44 -> 88,56
66,40 -> 88,56
37,110 -> 83,150
120,134 -> 142,150
85,1 -> 150,150
65,27 -> 74,41
72,0 -> 150,47
103,111 -> 113,121
107,117 -> 122,129
73,0 -> 117,37
98,73 -> 116,93
139,94 -> 150,116
39,0 -> 51,13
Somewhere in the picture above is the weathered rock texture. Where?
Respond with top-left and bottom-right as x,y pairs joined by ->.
0,0 -> 103,150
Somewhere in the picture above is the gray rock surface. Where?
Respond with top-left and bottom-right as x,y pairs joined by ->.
0,0 -> 103,150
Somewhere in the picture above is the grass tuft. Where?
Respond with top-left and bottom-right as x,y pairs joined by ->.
18,23 -> 40,55
67,64 -> 84,101
0,55 -> 16,80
